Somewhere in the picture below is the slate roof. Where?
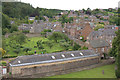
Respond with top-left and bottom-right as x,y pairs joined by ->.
90,39 -> 109,48
88,29 -> 116,39
9,50 -> 99,67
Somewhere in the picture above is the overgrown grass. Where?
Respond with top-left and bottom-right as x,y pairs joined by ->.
4,36 -> 73,56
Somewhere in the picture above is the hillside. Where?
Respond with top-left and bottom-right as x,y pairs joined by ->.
2,2 -> 63,19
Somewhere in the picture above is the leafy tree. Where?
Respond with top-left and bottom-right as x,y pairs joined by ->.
109,30 -> 120,78
46,41 -> 53,49
49,32 -> 63,43
35,16 -> 39,20
82,46 -> 88,50
13,48 -> 20,56
40,29 -> 51,38
73,43 -> 81,50
0,48 -> 6,57
8,32 -> 27,48
10,24 -> 18,33
37,40 -> 44,50
116,52 -> 120,78
60,42 -> 70,50
94,24 -> 104,31
2,13 -> 11,29
23,47 -> 32,53
109,31 -> 120,57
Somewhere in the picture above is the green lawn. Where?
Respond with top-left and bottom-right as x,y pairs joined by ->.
49,64 -> 116,78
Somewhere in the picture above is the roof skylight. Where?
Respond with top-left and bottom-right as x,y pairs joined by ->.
61,54 -> 65,58
51,56 -> 55,59
71,54 -> 74,57
80,52 -> 83,56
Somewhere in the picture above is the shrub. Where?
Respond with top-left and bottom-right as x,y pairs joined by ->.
2,55 -> 17,58
73,43 -> 81,50
25,53 -> 34,55
1,61 -> 7,66
23,48 -> 32,53
22,30 -> 29,34
34,46 -> 37,48
82,46 -> 88,50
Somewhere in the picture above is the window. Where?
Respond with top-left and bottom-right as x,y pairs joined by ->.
96,49 -> 98,52
110,40 -> 112,43
102,48 -> 104,52
71,54 -> 74,57
61,54 -> 65,58
51,56 -> 55,59
80,52 -> 83,56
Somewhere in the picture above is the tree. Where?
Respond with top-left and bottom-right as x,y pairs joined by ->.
109,31 -> 120,57
72,43 -> 81,50
8,32 -> 27,48
46,41 -> 53,49
37,40 -> 44,50
35,16 -> 39,20
13,48 -> 20,56
60,42 -> 70,50
41,31 -> 47,38
109,30 -> 120,78
23,47 -> 32,53
0,48 -> 6,57
116,52 -> 120,78
10,24 -> 18,33
113,30 -> 120,78
49,32 -> 63,43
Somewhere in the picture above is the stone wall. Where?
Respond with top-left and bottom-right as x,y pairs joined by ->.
9,56 -> 99,78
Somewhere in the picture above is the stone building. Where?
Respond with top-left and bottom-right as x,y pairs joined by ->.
9,50 -> 100,78
87,29 -> 116,48
87,39 -> 110,57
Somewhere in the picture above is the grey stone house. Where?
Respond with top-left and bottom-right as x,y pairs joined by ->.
87,29 -> 116,48
9,50 -> 100,78
87,39 -> 109,57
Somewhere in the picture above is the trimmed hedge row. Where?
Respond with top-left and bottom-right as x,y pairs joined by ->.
2,55 -> 17,59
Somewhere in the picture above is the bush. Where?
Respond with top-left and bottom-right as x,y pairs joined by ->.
53,50 -> 64,53
2,55 -> 17,58
25,53 -> 34,55
23,48 -> 32,53
34,46 -> 37,48
1,61 -> 7,66
82,46 -> 88,50
9,59 -> 15,62
73,43 -> 81,50
22,30 -> 29,34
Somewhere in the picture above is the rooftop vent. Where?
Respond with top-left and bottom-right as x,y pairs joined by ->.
80,52 -> 83,56
61,54 -> 65,58
51,56 -> 55,59
71,54 -> 74,57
